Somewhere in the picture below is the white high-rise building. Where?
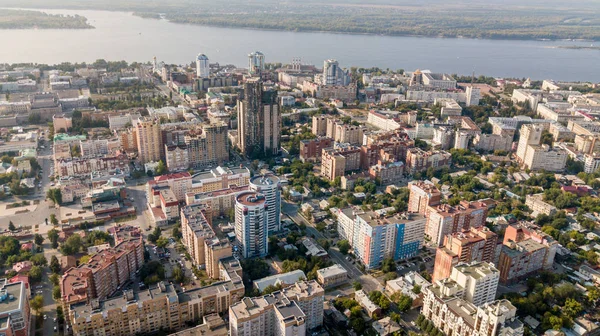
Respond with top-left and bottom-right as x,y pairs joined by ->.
248,51 -> 265,76
235,191 -> 268,258
249,175 -> 281,235
322,59 -> 350,86
196,54 -> 210,78
450,262 -> 499,306
516,124 -> 543,163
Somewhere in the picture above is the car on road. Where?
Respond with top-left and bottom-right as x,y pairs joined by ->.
44,315 -> 47,320
54,326 -> 57,332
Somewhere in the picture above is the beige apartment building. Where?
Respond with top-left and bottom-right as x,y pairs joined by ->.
135,117 -> 162,164
522,144 -> 568,172
320,146 -> 361,181
229,281 -> 324,336
525,193 -> 557,216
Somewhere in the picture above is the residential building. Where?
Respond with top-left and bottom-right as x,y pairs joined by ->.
61,237 -> 144,312
353,211 -> 426,270
167,314 -> 227,336
191,166 -> 251,193
205,239 -> 233,280
322,59 -> 350,86
438,99 -> 462,117
516,124 -> 543,164
522,145 -> 568,172
249,175 -> 282,235
185,185 -> 248,217
320,146 -> 361,181
426,201 -> 489,247
181,204 -> 216,268
185,122 -> 229,169
108,113 -> 142,130
235,191 -> 269,258
316,264 -> 348,288
584,153 -> 600,173
147,172 -> 193,203
432,126 -> 455,150
405,148 -> 452,173
385,271 -> 430,308
69,279 -> 244,336
229,280 -> 325,335
0,279 -> 30,336
53,114 -> 72,132
79,139 -> 109,157
368,161 -> 404,185
422,287 -> 523,336
312,115 -> 329,136
326,118 -> 365,145
135,117 -> 162,164
237,78 -> 280,157
408,181 -> 441,215
55,154 -> 130,178
165,144 -> 190,172
336,207 -> 359,246
497,224 -> 558,284
196,54 -> 210,78
300,137 -> 334,163
354,290 -> 380,318
473,133 -> 513,152
248,51 -> 265,76
433,226 -> 498,282
367,110 -> 417,130
448,262 -> 500,306
525,194 -> 557,216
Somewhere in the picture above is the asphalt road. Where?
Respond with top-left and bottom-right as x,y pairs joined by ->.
281,201 -> 382,293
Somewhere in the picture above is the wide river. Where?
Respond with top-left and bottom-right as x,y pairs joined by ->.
0,9 -> 599,81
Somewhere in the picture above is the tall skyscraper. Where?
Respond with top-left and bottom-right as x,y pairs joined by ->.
196,54 -> 210,78
248,51 -> 265,76
135,117 -> 162,164
323,59 -> 350,86
237,78 -> 281,158
235,191 -> 269,258
249,175 -> 281,235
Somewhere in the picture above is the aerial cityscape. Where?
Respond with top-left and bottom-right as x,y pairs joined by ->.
0,1 -> 599,336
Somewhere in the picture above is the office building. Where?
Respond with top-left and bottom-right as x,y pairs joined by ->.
237,78 -> 281,157
196,54 -> 210,78
425,201 -> 489,247
248,51 -> 265,76
408,181 -> 441,215
135,117 -> 162,164
0,279 -> 30,336
433,226 -> 498,282
147,172 -> 193,202
229,280 -> 324,336
249,175 -> 282,235
235,191 -> 269,258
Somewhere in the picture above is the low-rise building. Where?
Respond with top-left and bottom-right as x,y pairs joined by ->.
525,193 -> 557,216
316,264 -> 348,288
253,270 -> 307,293
354,290 -> 380,318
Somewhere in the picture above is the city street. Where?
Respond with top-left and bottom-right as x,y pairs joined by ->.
281,201 -> 383,293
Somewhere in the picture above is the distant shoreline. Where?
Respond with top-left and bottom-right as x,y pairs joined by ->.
0,8 -> 94,30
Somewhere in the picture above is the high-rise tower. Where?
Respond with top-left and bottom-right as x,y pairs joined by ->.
248,51 -> 265,76
249,175 -> 281,235
235,191 -> 268,258
196,54 -> 210,78
237,78 -> 280,158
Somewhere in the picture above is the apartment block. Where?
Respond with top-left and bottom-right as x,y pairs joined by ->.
181,204 -> 217,268
352,211 -> 426,270
165,144 -> 190,172
405,148 -> 452,173
185,185 -> 248,218
55,154 -> 130,178
147,172 -> 193,203
320,146 -> 361,181
497,224 -> 558,284
69,278 -> 244,336
425,201 -> 489,247
522,144 -> 568,172
433,226 -> 498,282
359,133 -> 414,170
61,237 -> 144,315
190,166 -> 251,193
472,133 -> 512,152
336,207 -> 360,246
408,181 -> 441,215
229,281 -> 324,336
525,194 -> 557,216
448,262 -> 499,307
300,137 -> 334,163
422,288 -> 523,336
0,279 -> 30,336
326,118 -> 365,145
184,122 -> 229,169
135,117 -> 162,164
312,115 -> 329,136
368,161 -> 404,185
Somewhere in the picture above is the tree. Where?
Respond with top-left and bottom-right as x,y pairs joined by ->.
53,286 -> 61,300
30,254 -> 47,266
172,265 -> 185,283
30,295 -> 44,315
48,229 -> 59,248
353,281 -> 362,291
396,294 -> 413,312
155,160 -> 167,175
172,227 -> 182,240
564,298 -> 583,318
8,221 -> 15,231
61,234 -> 82,255
50,214 -> 58,226
28,266 -> 43,282
148,226 -> 161,243
34,234 -> 44,246
49,255 -> 60,273
46,188 -> 62,205
337,240 -> 350,255
50,273 -> 60,286
412,285 -> 422,294
156,236 -> 169,248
